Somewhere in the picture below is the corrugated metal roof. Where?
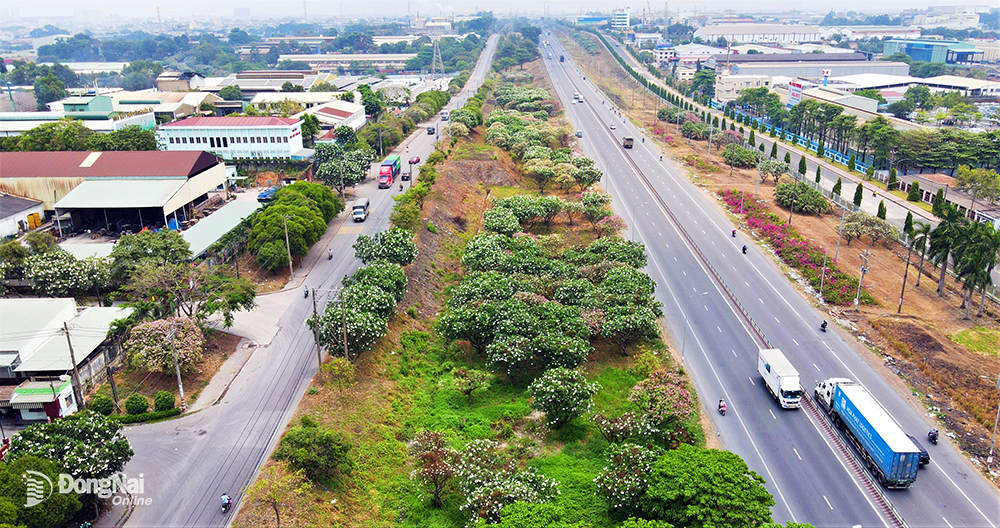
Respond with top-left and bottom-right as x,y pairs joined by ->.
16,306 -> 133,373
0,151 -> 221,179
0,299 -> 77,353
0,193 -> 42,218
54,179 -> 187,209
183,200 -> 261,257
160,116 -> 300,127
316,107 -> 354,118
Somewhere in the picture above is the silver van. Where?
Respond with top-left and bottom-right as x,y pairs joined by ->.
352,198 -> 370,222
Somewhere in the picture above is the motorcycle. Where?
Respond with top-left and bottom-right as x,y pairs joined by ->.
304,286 -> 309,299
742,245 -> 747,254
718,400 -> 727,416
328,249 -> 333,260
928,429 -> 939,445
732,229 -> 737,238
221,502 -> 230,514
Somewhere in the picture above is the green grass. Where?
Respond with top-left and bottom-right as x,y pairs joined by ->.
488,185 -> 535,198
949,327 -> 1000,357
452,142 -> 498,161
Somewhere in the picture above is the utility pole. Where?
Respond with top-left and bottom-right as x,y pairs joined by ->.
103,346 -> 121,414
854,250 -> 871,311
834,207 -> 847,262
339,289 -> 349,359
281,215 -> 293,282
63,323 -> 85,412
898,241 -> 914,313
312,288 -> 323,368
168,327 -> 187,412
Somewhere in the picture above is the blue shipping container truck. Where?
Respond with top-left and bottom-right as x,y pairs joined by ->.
817,379 -> 920,488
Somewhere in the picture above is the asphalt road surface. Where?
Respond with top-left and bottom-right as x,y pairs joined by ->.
545,34 -> 998,528
118,33 -> 500,528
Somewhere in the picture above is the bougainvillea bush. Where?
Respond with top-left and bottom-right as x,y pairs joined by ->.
126,317 -> 205,374
717,189 -> 875,306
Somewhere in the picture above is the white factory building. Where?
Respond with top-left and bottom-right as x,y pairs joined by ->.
694,24 -> 823,45
156,116 -> 308,160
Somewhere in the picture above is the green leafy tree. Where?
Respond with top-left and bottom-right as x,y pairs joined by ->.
602,305 -> 659,354
832,177 -> 842,196
877,200 -> 887,220
110,229 -> 191,279
816,142 -> 825,157
88,394 -> 115,415
775,182 -> 830,214
640,444 -> 775,528
273,416 -> 354,485
769,142 -> 778,159
310,301 -> 388,361
85,125 -> 156,151
448,368 -> 493,404
240,461 -> 310,528
479,503 -> 579,528
8,119 -> 91,151
315,143 -> 378,196
7,411 -> 133,480
865,166 -> 875,181
322,357 -> 357,398
528,368 -> 600,428
344,261 -> 408,302
907,180 -> 922,202
783,152 -> 791,164
0,456 -> 82,528
352,227 -> 418,265
154,390 -> 175,412
33,74 -> 67,109
932,188 -> 946,217
847,154 -> 856,172
218,85 -> 243,101
125,394 -> 149,415
748,129 -> 755,147
121,263 -> 255,326
815,166 -> 822,184
125,317 -> 205,374
483,208 -> 522,236
887,168 -> 898,191
249,203 -> 326,271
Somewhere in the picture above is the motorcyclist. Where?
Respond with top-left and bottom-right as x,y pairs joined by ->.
304,286 -> 309,298
328,249 -> 333,260
820,320 -> 828,331
221,493 -> 232,509
928,428 -> 939,443
718,399 -> 726,414
732,229 -> 737,237
659,155 -> 663,161
742,245 -> 747,254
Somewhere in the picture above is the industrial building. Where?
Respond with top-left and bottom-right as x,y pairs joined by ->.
275,54 -> 418,72
715,74 -> 772,102
611,8 -> 631,30
708,52 -> 910,78
157,116 -> 307,160
0,193 -> 44,238
882,39 -> 984,65
294,100 -> 367,130
156,71 -> 206,92
693,24 -> 823,44
202,70 -> 338,97
0,93 -> 156,138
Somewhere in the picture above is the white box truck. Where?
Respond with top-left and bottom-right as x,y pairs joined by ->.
757,348 -> 802,409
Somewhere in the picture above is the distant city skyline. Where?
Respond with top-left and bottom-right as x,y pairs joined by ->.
2,0 -> 991,23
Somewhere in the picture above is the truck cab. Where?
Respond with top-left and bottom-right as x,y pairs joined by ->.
757,349 -> 802,409
814,378 -> 856,412
622,137 -> 634,148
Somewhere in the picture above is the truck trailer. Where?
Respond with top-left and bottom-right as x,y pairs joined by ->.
622,137 -> 634,148
814,378 -> 921,488
756,349 -> 802,409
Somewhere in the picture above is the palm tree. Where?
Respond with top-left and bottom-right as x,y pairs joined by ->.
975,226 -> 1000,317
928,204 -> 968,297
953,223 -> 982,317
911,222 -> 932,287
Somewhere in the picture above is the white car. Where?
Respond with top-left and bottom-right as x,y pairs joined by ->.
610,124 -> 617,130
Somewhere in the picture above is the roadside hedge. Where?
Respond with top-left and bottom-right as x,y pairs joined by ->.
110,408 -> 183,424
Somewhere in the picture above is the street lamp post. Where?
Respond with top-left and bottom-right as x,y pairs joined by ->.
808,239 -> 828,302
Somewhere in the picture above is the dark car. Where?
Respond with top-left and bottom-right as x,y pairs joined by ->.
906,434 -> 930,466
408,156 -> 421,164
401,170 -> 411,181
427,126 -> 435,135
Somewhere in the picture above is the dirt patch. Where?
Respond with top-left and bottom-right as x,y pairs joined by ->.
95,331 -> 241,409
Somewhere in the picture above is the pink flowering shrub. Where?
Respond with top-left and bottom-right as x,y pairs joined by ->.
126,317 -> 204,374
717,189 -> 875,306
628,370 -> 695,426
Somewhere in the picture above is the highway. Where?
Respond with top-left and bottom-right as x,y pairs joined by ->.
117,34 -> 500,528
545,35 -> 999,528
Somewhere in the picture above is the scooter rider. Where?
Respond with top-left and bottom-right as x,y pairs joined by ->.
328,249 -> 333,260
221,493 -> 232,511
820,320 -> 828,332
304,285 -> 309,298
718,399 -> 726,415
742,245 -> 747,254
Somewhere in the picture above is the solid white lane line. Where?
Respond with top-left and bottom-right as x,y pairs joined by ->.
823,342 -> 833,351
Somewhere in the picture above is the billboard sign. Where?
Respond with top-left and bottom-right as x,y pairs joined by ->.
788,82 -> 803,109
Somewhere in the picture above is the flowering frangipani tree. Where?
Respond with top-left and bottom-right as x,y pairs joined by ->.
455,439 -> 559,525
8,411 -> 133,480
594,442 -> 660,516
528,368 -> 600,428
126,317 -> 205,374
628,370 -> 695,426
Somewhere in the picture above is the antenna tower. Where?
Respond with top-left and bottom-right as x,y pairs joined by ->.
303,0 -> 307,21
431,39 -> 445,77
157,7 -> 163,31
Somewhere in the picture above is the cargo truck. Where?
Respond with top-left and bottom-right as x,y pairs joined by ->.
379,155 -> 401,188
757,349 -> 802,409
814,378 -> 921,488
559,55 -> 565,62
622,137 -> 634,148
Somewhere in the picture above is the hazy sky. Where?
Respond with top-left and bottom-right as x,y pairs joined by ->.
3,0 -> 984,21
